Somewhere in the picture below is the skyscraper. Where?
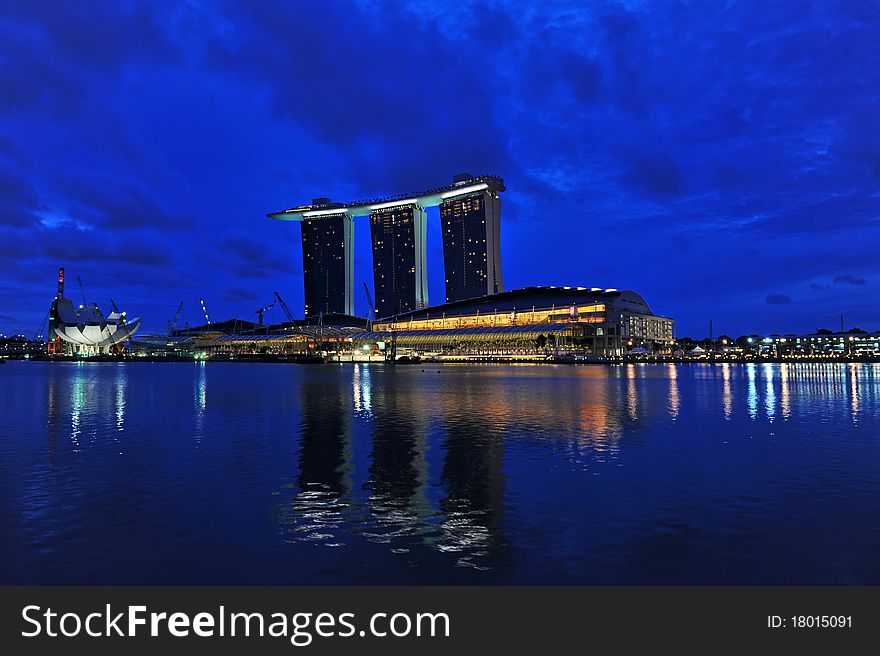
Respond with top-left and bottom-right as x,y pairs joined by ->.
269,175 -> 504,318
369,203 -> 428,318
439,178 -> 504,303
300,208 -> 354,317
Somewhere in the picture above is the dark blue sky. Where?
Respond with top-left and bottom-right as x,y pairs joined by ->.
1,0 -> 878,338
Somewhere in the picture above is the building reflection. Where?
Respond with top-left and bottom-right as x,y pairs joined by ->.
361,380 -> 431,546
721,363 -> 732,420
763,363 -> 776,420
747,363 -> 758,420
46,372 -> 58,464
433,380 -> 507,569
193,362 -> 207,447
282,377 -> 354,546
667,364 -> 680,420
848,364 -> 860,422
779,364 -> 791,420
626,364 -> 639,422
352,364 -> 372,416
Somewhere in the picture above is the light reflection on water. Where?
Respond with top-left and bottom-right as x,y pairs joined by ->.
1,361 -> 879,585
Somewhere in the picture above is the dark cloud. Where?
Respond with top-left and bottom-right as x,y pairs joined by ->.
624,150 -> 687,197
834,274 -> 867,285
766,294 -> 793,305
56,171 -> 193,232
223,287 -> 261,303
0,164 -> 42,227
38,226 -> 172,266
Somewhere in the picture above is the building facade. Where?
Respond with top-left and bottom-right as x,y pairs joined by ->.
439,179 -> 504,303
362,286 -> 674,358
269,175 -> 505,320
369,203 -> 428,318
300,211 -> 355,317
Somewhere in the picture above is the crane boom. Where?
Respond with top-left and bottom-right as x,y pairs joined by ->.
363,282 -> 376,320
255,302 -> 274,325
166,301 -> 184,337
273,291 -> 295,322
76,276 -> 87,306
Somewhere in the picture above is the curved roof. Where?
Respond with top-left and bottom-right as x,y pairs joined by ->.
51,298 -> 142,346
379,286 -> 656,321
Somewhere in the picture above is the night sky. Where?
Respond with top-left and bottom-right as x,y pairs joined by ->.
1,1 -> 878,338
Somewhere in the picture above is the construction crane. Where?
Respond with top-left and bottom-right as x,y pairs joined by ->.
363,282 -> 376,321
76,276 -> 87,306
273,291 -> 294,322
166,301 -> 184,336
199,298 -> 211,325
109,298 -> 120,313
33,311 -> 49,341
255,302 -> 274,325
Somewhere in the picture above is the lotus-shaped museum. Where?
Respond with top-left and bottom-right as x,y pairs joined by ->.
50,297 -> 142,349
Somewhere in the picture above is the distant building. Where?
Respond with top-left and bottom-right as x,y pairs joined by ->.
757,331 -> 880,356
369,203 -> 428,317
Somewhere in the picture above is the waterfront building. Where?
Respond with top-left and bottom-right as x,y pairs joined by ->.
46,267 -> 142,355
369,203 -> 428,317
268,175 -> 505,319
439,174 -> 504,302
299,200 -> 355,317
756,331 -> 880,357
361,286 -> 674,358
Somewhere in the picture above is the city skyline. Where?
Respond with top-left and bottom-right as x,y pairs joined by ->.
0,1 -> 878,337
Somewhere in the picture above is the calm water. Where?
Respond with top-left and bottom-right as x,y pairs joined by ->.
1,361 -> 878,585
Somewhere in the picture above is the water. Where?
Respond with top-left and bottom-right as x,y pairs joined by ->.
1,361 -> 878,585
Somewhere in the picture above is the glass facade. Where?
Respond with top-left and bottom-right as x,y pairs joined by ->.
369,204 -> 428,318
440,191 -> 503,303
300,215 -> 354,317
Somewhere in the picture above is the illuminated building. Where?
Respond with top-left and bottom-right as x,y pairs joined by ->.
439,173 -> 504,302
362,286 -> 674,358
369,203 -> 428,317
299,199 -> 355,317
47,267 -> 142,355
268,175 -> 504,319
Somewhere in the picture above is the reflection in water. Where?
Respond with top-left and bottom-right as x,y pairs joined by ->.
69,366 -> 86,451
667,364 -> 680,420
283,379 -> 353,547
194,363 -> 207,446
113,366 -> 127,453
115,368 -> 126,433
780,365 -> 791,420
8,361 -> 880,584
352,365 -> 372,416
438,419 -> 505,569
362,384 -> 431,548
849,365 -> 860,422
721,363 -> 732,420
747,364 -> 758,420
626,365 -> 639,422
46,373 -> 58,464
763,364 -> 776,421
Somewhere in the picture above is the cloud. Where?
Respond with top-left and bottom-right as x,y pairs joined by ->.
0,163 -> 42,228
834,274 -> 866,285
766,294 -> 793,305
